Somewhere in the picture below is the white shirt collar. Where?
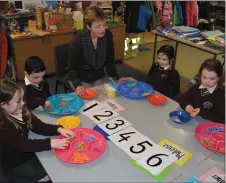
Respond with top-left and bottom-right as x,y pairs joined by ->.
9,113 -> 23,121
164,65 -> 170,70
199,84 -> 217,94
24,76 -> 38,87
159,65 -> 170,70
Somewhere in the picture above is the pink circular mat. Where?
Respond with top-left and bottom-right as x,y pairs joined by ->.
195,122 -> 225,154
53,128 -> 106,164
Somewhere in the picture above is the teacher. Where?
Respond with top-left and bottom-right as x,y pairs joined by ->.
65,6 -> 126,96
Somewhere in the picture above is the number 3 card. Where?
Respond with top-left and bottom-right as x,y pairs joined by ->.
98,116 -> 132,135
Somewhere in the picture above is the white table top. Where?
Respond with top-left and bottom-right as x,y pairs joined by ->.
172,152 -> 225,182
31,87 -> 224,182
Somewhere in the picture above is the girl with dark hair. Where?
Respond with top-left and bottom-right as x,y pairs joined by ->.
120,45 -> 180,98
147,45 -> 180,98
178,59 -> 225,123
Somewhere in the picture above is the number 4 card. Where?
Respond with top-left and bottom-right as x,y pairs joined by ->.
136,145 -> 177,176
98,116 -> 132,135
108,126 -> 147,146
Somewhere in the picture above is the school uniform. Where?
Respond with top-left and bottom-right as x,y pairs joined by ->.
24,76 -> 51,110
0,112 -> 61,169
147,63 -> 180,98
178,84 -> 225,123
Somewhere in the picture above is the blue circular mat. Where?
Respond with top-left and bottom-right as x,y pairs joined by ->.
117,81 -> 154,99
43,93 -> 84,116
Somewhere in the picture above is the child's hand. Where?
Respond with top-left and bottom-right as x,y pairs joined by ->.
75,86 -> 85,97
57,127 -> 74,138
45,100 -> 51,109
50,138 -> 70,149
185,105 -> 194,114
190,108 -> 200,117
118,77 -> 136,83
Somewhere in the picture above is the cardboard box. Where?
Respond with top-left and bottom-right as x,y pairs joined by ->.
52,14 -> 74,30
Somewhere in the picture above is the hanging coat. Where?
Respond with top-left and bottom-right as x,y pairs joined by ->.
0,30 -> 8,78
136,5 -> 152,31
186,1 -> 199,27
173,1 -> 183,26
156,1 -> 173,28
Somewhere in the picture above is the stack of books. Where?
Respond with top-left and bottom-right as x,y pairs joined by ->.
201,30 -> 225,49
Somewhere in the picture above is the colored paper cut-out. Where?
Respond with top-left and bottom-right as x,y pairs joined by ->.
158,139 -> 192,166
85,136 -> 95,141
183,176 -> 201,183
72,153 -> 88,163
130,160 -> 173,181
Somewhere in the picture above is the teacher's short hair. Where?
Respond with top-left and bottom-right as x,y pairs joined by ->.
84,6 -> 106,26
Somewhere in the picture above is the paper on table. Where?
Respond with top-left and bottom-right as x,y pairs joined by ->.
85,105 -> 119,124
183,176 -> 201,183
158,139 -> 192,166
199,167 -> 225,183
102,99 -> 125,112
98,116 -> 132,135
80,100 -> 106,114
121,137 -> 157,160
108,126 -> 146,147
130,160 -> 173,182
136,145 -> 177,176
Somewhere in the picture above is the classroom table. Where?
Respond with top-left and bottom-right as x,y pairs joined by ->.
31,85 -> 222,182
172,152 -> 225,182
152,30 -> 224,65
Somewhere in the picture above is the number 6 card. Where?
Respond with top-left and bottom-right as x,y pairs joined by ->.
98,116 -> 132,135
136,145 -> 177,176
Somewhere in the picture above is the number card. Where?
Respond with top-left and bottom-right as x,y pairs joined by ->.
136,145 -> 177,176
85,106 -> 119,124
158,139 -> 192,166
98,116 -> 132,135
199,167 -> 225,183
121,137 -> 157,160
108,126 -> 146,147
80,100 -> 105,114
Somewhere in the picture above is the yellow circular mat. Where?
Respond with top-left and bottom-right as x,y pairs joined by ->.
56,116 -> 80,129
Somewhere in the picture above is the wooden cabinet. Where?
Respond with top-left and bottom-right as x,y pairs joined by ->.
13,25 -> 126,80
13,30 -> 73,80
109,25 -> 126,61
